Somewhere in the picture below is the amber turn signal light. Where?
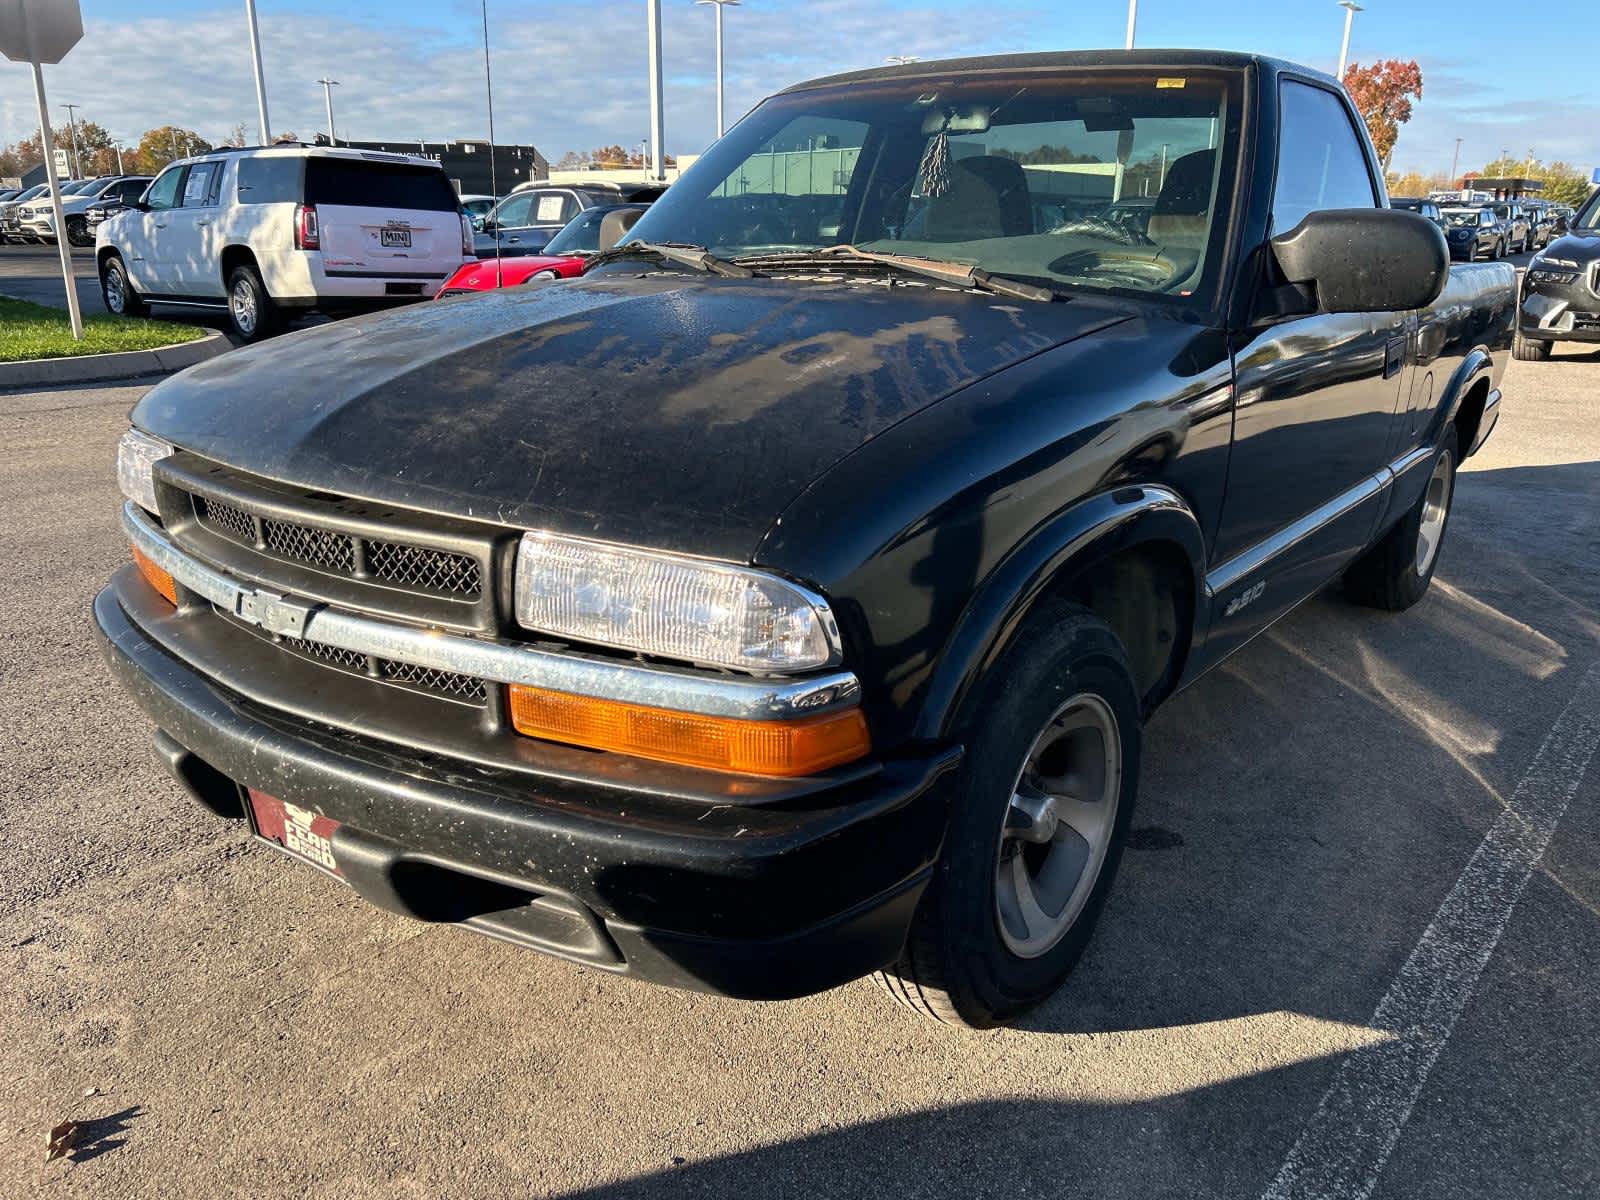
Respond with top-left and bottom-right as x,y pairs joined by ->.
132,545 -> 177,606
507,685 -> 871,777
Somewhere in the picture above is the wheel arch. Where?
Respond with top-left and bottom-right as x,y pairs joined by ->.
912,485 -> 1206,742
1436,348 -> 1495,459
220,243 -> 260,289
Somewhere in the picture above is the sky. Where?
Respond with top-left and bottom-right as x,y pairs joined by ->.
2,0 -> 1596,179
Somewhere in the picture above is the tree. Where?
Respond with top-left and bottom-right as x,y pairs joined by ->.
1343,59 -> 1423,173
554,150 -> 590,170
221,123 -> 250,149
132,126 -> 213,174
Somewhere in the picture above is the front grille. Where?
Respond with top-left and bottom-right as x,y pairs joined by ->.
192,492 -> 482,599
262,517 -> 357,573
221,607 -> 489,706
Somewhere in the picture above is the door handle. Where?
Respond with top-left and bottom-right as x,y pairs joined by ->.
1384,336 -> 1406,380
195,219 -> 209,227
154,222 -> 167,230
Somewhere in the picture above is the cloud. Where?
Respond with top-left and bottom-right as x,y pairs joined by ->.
0,1 -> 1047,160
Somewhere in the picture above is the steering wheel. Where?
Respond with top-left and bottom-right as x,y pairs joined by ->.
1046,248 -> 1182,290
1045,215 -> 1153,247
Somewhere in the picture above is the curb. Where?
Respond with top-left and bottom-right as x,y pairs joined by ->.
0,329 -> 231,390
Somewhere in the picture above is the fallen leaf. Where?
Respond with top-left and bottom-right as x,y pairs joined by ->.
46,1120 -> 81,1162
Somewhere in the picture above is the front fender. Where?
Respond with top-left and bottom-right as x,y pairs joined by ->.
912,484 -> 1206,742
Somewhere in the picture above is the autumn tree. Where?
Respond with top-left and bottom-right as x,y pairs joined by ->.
1343,59 -> 1423,173
221,123 -> 250,149
132,126 -> 213,174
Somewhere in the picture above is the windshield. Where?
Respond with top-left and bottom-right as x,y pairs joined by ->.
1442,209 -> 1483,227
543,205 -> 643,256
1576,190 -> 1600,231
624,68 -> 1243,303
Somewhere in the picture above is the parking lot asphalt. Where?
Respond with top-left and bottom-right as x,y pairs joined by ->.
2,344 -> 1598,1198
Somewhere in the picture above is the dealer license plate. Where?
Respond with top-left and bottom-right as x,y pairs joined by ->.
247,789 -> 342,877
380,226 -> 412,248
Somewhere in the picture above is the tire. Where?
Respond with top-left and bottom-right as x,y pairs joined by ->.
99,253 -> 148,318
877,602 -> 1142,1027
65,216 -> 92,248
226,263 -> 281,343
1345,426 -> 1459,611
1513,328 -> 1552,361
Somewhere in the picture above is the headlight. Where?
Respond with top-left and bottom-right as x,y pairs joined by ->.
1536,256 -> 1580,269
513,533 -> 841,673
116,429 -> 174,515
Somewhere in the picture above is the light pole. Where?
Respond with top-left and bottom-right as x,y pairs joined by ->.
244,0 -> 273,143
61,102 -> 83,176
1336,1 -> 1362,80
647,0 -> 666,180
317,77 -> 340,145
1125,0 -> 1138,50
1450,136 -> 1463,185
695,0 -> 740,141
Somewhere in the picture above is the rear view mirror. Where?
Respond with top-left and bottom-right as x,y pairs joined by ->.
1269,209 -> 1449,314
597,208 -> 646,253
919,105 -> 993,136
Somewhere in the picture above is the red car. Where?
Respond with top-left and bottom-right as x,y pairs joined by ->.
436,202 -> 650,297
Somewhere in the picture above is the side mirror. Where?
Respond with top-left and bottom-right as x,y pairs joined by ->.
1269,209 -> 1449,314
479,218 -> 496,233
472,215 -> 486,232
597,208 -> 645,253
1554,217 -> 1570,235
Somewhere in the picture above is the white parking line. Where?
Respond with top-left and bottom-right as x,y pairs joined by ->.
1262,661 -> 1600,1200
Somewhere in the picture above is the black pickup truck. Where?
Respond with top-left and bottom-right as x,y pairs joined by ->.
97,51 -> 1514,1028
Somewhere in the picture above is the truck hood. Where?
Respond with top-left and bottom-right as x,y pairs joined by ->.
134,272 -> 1132,560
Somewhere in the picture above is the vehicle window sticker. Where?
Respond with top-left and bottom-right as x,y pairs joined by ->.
537,195 -> 566,223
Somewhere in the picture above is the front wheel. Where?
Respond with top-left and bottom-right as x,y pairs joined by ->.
99,253 -> 148,317
1513,328 -> 1553,361
226,264 -> 281,343
1345,427 -> 1458,611
877,603 -> 1141,1027
65,216 -> 92,248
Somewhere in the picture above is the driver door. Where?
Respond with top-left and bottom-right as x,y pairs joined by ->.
1206,80 -> 1411,657
124,164 -> 186,294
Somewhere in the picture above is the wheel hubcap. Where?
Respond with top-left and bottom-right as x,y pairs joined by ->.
231,281 -> 257,334
995,693 -> 1122,959
1415,451 -> 1454,576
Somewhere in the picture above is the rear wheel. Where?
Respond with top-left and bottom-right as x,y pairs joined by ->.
877,603 -> 1141,1027
226,264 -> 281,343
1345,427 -> 1458,611
99,253 -> 147,317
1513,328 -> 1553,361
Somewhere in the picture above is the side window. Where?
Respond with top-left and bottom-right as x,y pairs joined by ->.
1271,81 -> 1379,234
237,156 -> 303,204
182,161 -> 220,207
495,194 -> 535,227
145,167 -> 185,212
115,180 -> 146,201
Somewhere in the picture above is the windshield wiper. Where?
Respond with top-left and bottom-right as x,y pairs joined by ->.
736,245 -> 1064,303
588,240 -> 757,279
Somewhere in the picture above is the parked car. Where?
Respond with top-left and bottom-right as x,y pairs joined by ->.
18,175 -> 151,246
97,50 -> 1511,1029
436,203 -> 649,296
0,183 -> 48,243
8,178 -> 101,242
1514,186 -> 1600,360
459,193 -> 498,227
96,145 -> 472,342
1442,206 -> 1506,260
1525,203 -> 1558,250
473,180 -> 667,259
1490,201 -> 1531,253
1390,196 -> 1445,231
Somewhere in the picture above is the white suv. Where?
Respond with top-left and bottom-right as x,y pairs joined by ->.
96,146 -> 472,342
